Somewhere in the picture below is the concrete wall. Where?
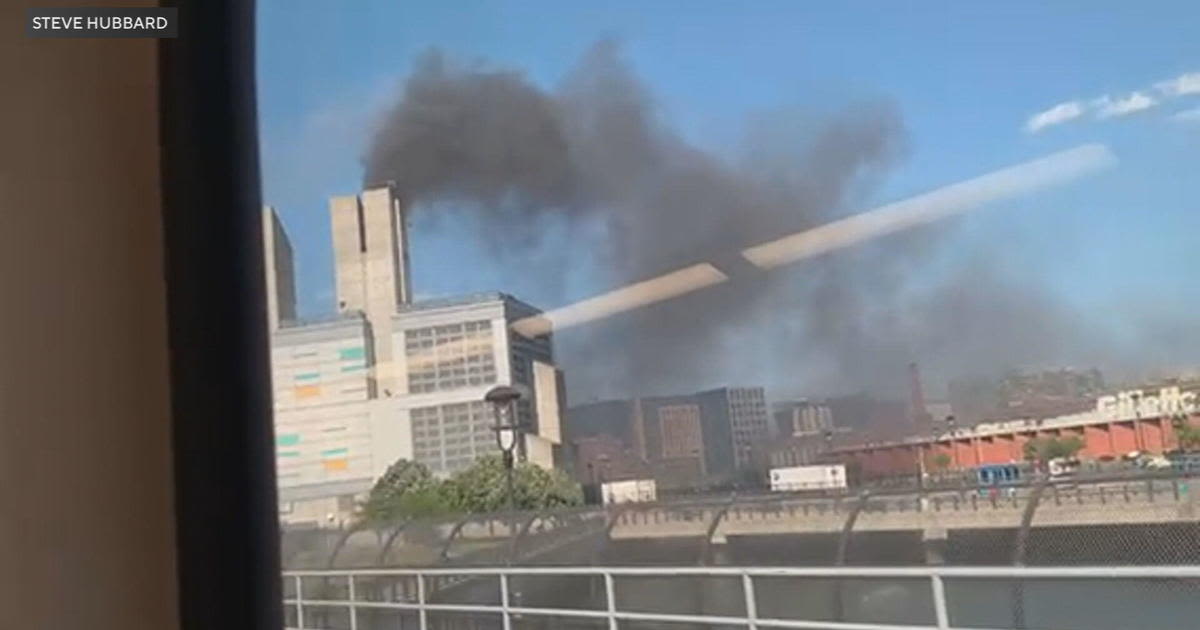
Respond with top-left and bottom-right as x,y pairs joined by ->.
271,317 -> 373,409
533,361 -> 565,445
262,205 -> 297,331
274,400 -> 377,489
280,491 -> 364,530
329,187 -> 412,394
330,194 -> 367,315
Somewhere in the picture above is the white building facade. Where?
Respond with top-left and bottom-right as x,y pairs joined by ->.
395,293 -> 563,475
264,187 -> 565,527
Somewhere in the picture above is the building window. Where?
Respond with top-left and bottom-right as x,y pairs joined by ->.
405,321 -> 496,393
659,405 -> 703,459
410,401 -> 495,472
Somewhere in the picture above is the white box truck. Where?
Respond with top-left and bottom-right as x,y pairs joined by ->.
769,464 -> 847,492
601,479 -> 657,505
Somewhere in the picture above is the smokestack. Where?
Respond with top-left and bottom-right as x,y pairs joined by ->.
909,362 -> 932,434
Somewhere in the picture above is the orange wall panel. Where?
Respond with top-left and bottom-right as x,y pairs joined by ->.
294,385 -> 321,399
1083,425 -> 1110,458
1140,419 -> 1166,453
1110,422 -> 1138,454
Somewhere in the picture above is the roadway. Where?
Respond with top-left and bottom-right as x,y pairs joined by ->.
608,474 -> 1199,541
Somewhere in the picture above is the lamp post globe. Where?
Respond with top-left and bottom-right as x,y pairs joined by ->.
486,385 -> 523,447
485,385 -> 524,512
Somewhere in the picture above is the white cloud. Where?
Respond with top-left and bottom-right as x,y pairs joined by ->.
1025,101 -> 1085,133
1171,107 -> 1200,123
1094,91 -> 1158,119
1022,69 -> 1199,132
1156,72 -> 1200,97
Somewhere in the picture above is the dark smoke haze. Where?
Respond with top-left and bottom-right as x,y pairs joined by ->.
362,41 -> 1145,402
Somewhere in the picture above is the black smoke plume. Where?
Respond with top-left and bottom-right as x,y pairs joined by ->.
363,41 -> 1127,402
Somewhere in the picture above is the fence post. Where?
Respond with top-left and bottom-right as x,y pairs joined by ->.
500,573 -> 512,630
604,572 -> 618,630
931,573 -> 950,630
347,575 -> 357,630
1147,479 -> 1155,503
417,572 -> 428,630
295,575 -> 305,630
742,572 -> 758,630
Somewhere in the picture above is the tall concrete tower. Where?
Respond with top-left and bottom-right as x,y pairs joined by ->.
329,185 -> 413,395
262,205 -> 297,332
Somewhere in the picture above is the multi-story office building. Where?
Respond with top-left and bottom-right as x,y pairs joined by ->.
760,400 -> 852,472
634,396 -> 706,489
264,186 -> 565,527
566,386 -> 771,490
773,400 -> 835,437
396,292 -> 563,475
696,387 -> 770,477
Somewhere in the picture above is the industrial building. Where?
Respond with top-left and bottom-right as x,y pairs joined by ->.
263,187 -> 565,527
566,386 -> 771,490
832,385 -> 1199,480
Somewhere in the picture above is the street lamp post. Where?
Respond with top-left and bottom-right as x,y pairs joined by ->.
945,415 -> 958,469
485,385 -> 524,512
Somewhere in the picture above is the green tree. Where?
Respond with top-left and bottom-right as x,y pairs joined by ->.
931,453 -> 952,471
1177,422 -> 1200,452
357,459 -> 453,526
1022,439 -> 1041,462
441,454 -> 583,513
1023,436 -> 1084,463
1050,436 -> 1085,459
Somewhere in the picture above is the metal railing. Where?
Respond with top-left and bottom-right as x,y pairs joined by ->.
283,565 -> 1200,630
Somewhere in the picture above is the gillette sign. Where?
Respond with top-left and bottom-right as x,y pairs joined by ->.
1096,386 -> 1198,418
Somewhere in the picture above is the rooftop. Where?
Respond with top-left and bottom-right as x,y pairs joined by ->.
278,310 -> 365,331
398,291 -> 542,315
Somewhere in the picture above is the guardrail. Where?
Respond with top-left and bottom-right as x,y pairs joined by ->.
614,478 -> 1191,524
283,565 -> 1200,630
283,477 -> 1198,571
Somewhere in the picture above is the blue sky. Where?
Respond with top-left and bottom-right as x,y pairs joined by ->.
257,2 -> 1199,366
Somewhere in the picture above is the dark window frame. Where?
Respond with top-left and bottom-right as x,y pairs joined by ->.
160,3 -> 283,629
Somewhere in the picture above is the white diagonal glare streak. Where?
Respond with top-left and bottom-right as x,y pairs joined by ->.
511,264 -> 729,338
511,144 -> 1116,337
741,144 -> 1115,269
